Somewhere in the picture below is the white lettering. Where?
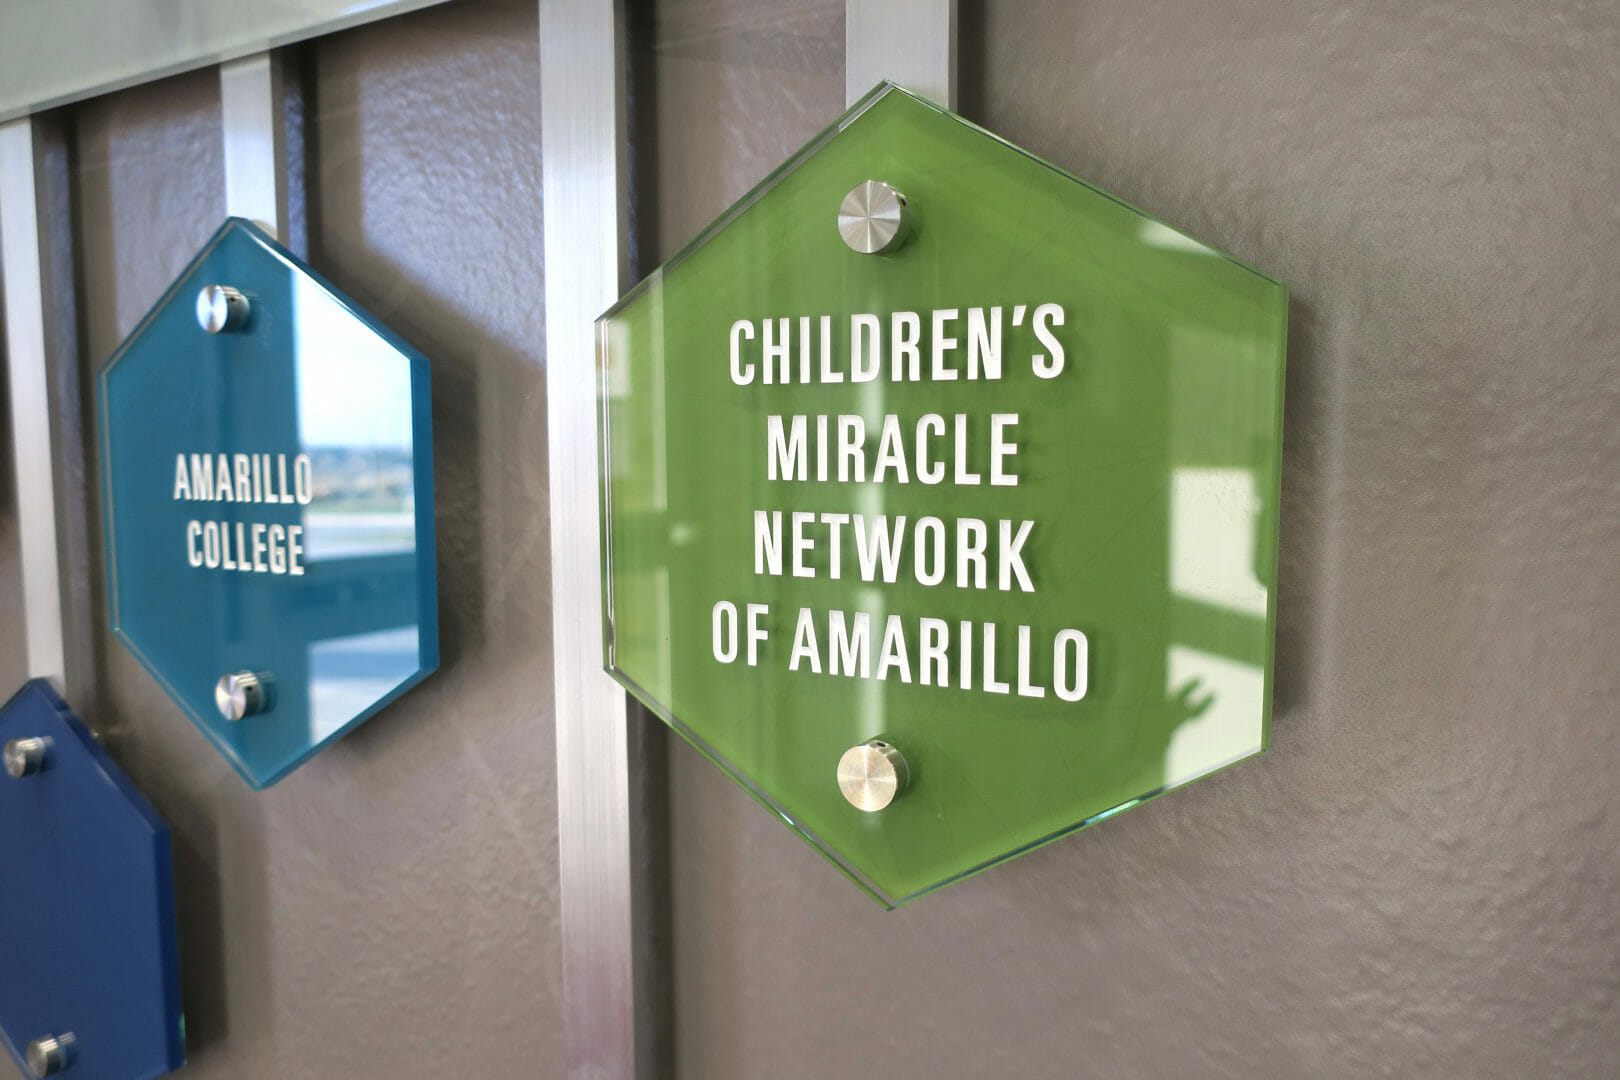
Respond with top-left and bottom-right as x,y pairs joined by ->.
746,603 -> 769,666
762,317 -> 790,384
1054,629 -> 1088,701
1032,303 -> 1065,378
754,511 -> 782,576
850,313 -> 880,382
871,414 -> 909,484
829,610 -> 870,678
967,306 -> 1003,380
919,617 -> 948,686
990,413 -> 1019,487
729,320 -> 756,385
1016,625 -> 1045,698
999,519 -> 1035,592
791,511 -> 816,578
788,607 -> 821,672
712,601 -> 738,663
853,514 -> 906,584
914,516 -> 946,586
294,455 -> 313,504
876,614 -> 912,683
767,415 -> 807,481
890,310 -> 920,381
930,308 -> 960,381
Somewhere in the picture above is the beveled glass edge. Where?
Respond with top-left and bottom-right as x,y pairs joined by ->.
97,219 -> 242,645
1,678 -> 172,837
899,86 -> 1286,287
596,319 -> 618,672
607,658 -> 1268,908
1260,285 -> 1289,757
110,621 -> 438,791
96,216 -> 442,788
595,80 -> 897,324
605,663 -> 897,906
890,737 -> 1268,906
593,281 -> 1289,902
597,80 -> 1282,327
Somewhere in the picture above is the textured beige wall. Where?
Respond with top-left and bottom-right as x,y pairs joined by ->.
26,2 -> 562,1077
3,1 -> 1615,1077
654,2 -> 1620,1078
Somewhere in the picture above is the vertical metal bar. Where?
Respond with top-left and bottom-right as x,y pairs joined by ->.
846,0 -> 958,108
219,53 -> 289,238
0,117 -> 66,687
539,2 -> 638,1078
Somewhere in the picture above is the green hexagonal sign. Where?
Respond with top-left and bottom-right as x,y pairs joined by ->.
599,83 -> 1287,905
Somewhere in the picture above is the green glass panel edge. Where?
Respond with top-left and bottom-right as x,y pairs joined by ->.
597,80 -> 1280,327
610,656 -> 1274,908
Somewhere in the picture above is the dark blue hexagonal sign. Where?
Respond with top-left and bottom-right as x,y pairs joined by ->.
0,679 -> 184,1080
98,218 -> 437,789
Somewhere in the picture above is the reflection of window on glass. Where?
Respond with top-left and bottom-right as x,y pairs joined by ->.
308,627 -> 423,741
287,272 -> 426,740
292,273 -> 417,561
1165,467 -> 1268,783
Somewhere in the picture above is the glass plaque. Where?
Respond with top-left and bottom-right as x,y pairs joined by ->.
0,679 -> 184,1080
599,84 -> 1288,905
99,218 -> 438,790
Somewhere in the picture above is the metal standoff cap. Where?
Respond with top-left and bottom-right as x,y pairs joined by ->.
838,180 -> 910,255
215,671 -> 269,722
27,1033 -> 75,1077
4,736 -> 49,779
195,284 -> 251,333
837,739 -> 910,812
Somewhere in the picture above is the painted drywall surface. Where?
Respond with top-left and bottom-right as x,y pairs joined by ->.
0,67 -> 224,1080
658,2 -> 1620,1078
646,0 -> 846,256
4,0 -> 1611,1076
63,2 -> 562,1077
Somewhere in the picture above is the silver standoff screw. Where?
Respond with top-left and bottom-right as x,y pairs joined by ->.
4,737 -> 49,779
838,180 -> 910,255
837,739 -> 910,812
195,284 -> 251,333
27,1033 -> 76,1077
215,671 -> 268,722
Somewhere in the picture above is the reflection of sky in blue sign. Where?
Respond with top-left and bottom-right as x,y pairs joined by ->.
293,272 -> 417,561
294,274 -> 414,449
309,626 -> 422,740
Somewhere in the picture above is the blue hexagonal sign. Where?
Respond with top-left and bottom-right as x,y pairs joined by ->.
98,218 -> 437,789
0,678 -> 184,1080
